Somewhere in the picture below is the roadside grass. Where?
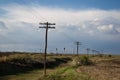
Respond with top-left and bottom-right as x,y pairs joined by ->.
0,58 -> 94,80
38,59 -> 95,80
39,66 -> 94,80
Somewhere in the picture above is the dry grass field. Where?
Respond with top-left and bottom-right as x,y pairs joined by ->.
0,52 -> 120,80
77,56 -> 120,80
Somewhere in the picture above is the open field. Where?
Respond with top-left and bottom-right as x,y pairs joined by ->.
77,56 -> 120,80
0,52 -> 120,80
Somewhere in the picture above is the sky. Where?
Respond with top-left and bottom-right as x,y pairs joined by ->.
0,0 -> 120,54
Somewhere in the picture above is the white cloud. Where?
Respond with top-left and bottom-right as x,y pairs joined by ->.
97,24 -> 113,32
1,5 -> 120,25
0,4 -> 120,52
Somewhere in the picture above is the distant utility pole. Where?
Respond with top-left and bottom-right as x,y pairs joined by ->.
75,41 -> 81,56
64,48 -> 66,53
39,22 -> 55,78
92,50 -> 95,55
40,49 -> 41,53
86,48 -> 90,56
92,50 -> 95,54
56,48 -> 58,55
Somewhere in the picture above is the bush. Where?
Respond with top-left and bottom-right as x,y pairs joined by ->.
81,56 -> 87,65
99,54 -> 103,57
75,56 -> 92,66
108,54 -> 112,57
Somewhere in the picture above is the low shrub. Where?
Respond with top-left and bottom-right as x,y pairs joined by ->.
75,56 -> 93,66
108,54 -> 112,57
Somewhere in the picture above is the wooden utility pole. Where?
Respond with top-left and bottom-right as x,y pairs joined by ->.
75,41 -> 81,56
64,48 -> 65,53
56,48 -> 58,55
92,50 -> 95,56
39,22 -> 55,78
86,48 -> 90,56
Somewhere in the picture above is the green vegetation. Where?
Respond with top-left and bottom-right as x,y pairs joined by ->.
74,56 -> 93,66
39,66 -> 94,80
108,54 -> 112,57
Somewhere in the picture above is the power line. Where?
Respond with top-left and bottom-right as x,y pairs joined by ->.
39,22 -> 55,78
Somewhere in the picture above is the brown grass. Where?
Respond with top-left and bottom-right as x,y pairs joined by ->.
0,56 -> 7,62
77,57 -> 120,80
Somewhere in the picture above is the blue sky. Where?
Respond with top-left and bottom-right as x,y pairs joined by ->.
0,0 -> 120,54
0,0 -> 120,10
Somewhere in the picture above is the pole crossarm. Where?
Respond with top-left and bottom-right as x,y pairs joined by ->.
39,22 -> 56,25
39,26 -> 55,29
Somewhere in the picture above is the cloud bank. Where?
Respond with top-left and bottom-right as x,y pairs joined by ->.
0,4 -> 120,53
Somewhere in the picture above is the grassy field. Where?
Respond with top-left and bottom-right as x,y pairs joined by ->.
77,56 -> 120,80
0,52 -> 120,80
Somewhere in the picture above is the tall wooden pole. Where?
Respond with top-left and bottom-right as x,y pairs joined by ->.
39,22 -> 55,78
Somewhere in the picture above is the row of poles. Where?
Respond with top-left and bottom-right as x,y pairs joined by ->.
39,22 -> 102,79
